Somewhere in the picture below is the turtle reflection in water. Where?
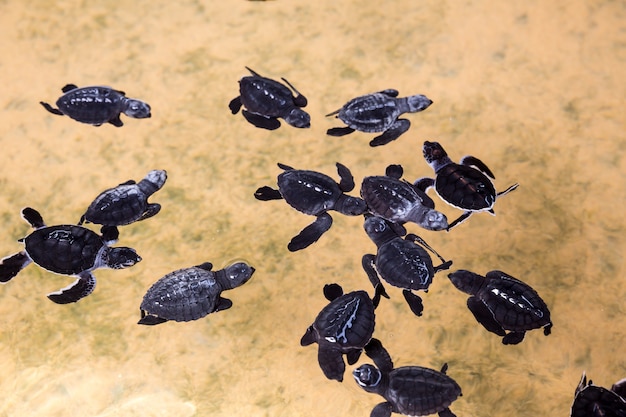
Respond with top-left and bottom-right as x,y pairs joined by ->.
417,141 -> 519,230
301,283 -> 384,382
353,341 -> 462,417
255,162 -> 367,251
326,89 -> 433,147
138,261 -> 255,325
229,67 -> 310,130
40,84 -> 151,127
570,372 -> 626,417
0,207 -> 141,304
448,269 -> 552,345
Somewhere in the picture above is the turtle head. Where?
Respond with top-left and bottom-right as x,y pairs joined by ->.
415,208 -> 448,231
336,195 -> 367,216
407,94 -> 433,113
422,141 -> 448,165
284,108 -> 311,128
143,169 -> 168,189
448,270 -> 486,295
124,99 -> 152,119
363,215 -> 397,246
221,261 -> 255,290
106,247 -> 142,269
353,364 -> 383,393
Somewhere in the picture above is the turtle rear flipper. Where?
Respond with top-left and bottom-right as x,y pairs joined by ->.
228,96 -> 242,114
0,252 -> 32,282
326,126 -> 355,137
371,402 -> 394,417
318,347 -> 345,382
47,272 -> 96,304
369,119 -> 410,147
403,289 -> 424,317
108,115 -> 123,127
438,408 -> 458,417
502,331 -> 526,345
138,310 -> 168,325
242,110 -> 281,130
287,212 -> 333,252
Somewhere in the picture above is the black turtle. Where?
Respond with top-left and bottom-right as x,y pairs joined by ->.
448,269 -> 552,345
254,162 -> 367,251
229,67 -> 310,130
416,141 -> 519,230
138,261 -> 255,325
571,372 -> 626,417
40,84 -> 151,127
0,207 -> 141,304
353,341 -> 462,417
301,283 -> 383,382
361,164 -> 448,231
362,215 -> 452,317
79,170 -> 167,227
326,89 -> 432,147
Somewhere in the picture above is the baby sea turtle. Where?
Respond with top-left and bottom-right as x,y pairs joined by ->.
362,215 -> 452,317
571,372 -> 626,417
448,269 -> 552,345
79,170 -> 167,227
361,164 -> 448,231
326,89 -> 433,147
0,207 -> 141,304
40,84 -> 151,127
228,67 -> 310,130
301,283 -> 383,382
138,261 -> 255,325
353,341 -> 462,417
255,162 -> 367,251
416,141 -> 519,230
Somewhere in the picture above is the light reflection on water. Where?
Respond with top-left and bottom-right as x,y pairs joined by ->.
0,1 -> 624,416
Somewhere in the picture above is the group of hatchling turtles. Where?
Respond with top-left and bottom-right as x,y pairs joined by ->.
0,71 -> 619,416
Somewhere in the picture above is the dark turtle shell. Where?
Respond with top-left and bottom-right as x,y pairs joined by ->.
571,373 -> 626,417
139,262 -> 255,324
24,225 -> 104,275
337,92 -> 404,132
278,169 -> 346,216
434,163 -> 497,212
375,237 -> 435,291
449,270 -> 552,344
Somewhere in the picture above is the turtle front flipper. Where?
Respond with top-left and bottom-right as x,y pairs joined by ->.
287,212 -> 333,252
40,102 -> 65,116
242,110 -> 281,130
460,156 -> 495,179
467,296 -> 506,337
326,126 -> 355,137
138,309 -> 168,325
228,96 -> 242,114
361,254 -> 389,299
254,186 -> 283,201
318,346 -> 345,382
364,338 -> 394,373
446,211 -> 473,231
47,271 -> 96,304
0,252 -> 32,282
336,162 -> 355,192
403,289 -> 424,317
371,402 -> 394,417
21,207 -> 46,229
369,119 -> 410,147
138,203 -> 162,221
502,331 -> 526,345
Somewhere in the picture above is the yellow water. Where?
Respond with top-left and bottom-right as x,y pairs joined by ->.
0,0 -> 624,416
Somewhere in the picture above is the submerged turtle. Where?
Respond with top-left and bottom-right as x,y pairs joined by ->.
229,67 -> 310,130
362,215 -> 452,317
254,162 -> 367,251
361,164 -> 448,231
79,170 -> 167,227
448,269 -> 552,345
353,341 -> 462,417
416,141 -> 519,230
138,261 -> 255,325
326,89 -> 433,147
0,207 -> 141,304
571,372 -> 626,417
40,84 -> 151,127
301,283 -> 383,382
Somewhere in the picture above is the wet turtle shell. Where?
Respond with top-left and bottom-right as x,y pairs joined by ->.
138,261 -> 255,325
362,215 -> 452,317
571,372 -> 626,417
229,67 -> 310,130
254,162 -> 366,251
326,89 -> 432,147
301,283 -> 381,382
40,84 -> 151,127
79,170 -> 167,227
353,342 -> 462,417
361,164 -> 448,231
0,207 -> 141,304
416,141 -> 519,230
448,269 -> 552,345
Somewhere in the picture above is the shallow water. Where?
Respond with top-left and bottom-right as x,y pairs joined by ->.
0,0 -> 624,416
